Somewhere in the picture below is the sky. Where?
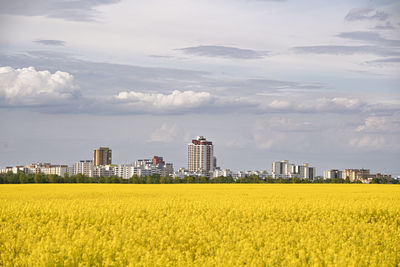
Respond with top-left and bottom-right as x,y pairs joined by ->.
0,0 -> 399,176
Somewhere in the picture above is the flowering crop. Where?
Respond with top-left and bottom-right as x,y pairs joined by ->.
0,184 -> 399,266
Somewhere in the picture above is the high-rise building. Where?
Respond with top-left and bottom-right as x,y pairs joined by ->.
93,147 -> 112,166
188,136 -> 215,175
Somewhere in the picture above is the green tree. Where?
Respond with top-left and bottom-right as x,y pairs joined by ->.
75,173 -> 85,183
151,174 -> 161,184
186,176 -> 194,183
131,175 -> 140,184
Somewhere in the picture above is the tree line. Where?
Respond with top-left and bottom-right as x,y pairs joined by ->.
0,172 -> 397,184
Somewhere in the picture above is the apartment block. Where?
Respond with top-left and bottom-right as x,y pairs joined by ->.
188,136 -> 215,176
73,160 -> 93,176
323,169 -> 342,179
93,147 -> 112,166
272,160 -> 316,179
342,169 -> 370,182
342,169 -> 391,182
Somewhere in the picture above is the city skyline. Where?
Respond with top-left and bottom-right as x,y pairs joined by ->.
0,0 -> 399,176
0,142 -> 394,179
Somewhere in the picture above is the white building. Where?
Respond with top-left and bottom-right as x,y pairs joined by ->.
213,169 -> 233,178
0,166 -> 28,174
114,165 -> 134,179
173,168 -> 203,179
272,160 -> 315,179
188,136 -> 215,177
74,160 -> 93,176
134,159 -> 152,167
41,165 -> 70,177
91,165 -> 116,177
235,170 -> 269,179
113,158 -> 174,179
297,163 -> 316,179
272,160 -> 290,178
323,169 -> 342,179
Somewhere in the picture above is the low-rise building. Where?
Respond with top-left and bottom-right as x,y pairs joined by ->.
213,169 -> 233,178
91,165 -> 116,177
342,169 -> 370,182
0,166 -> 28,174
41,165 -> 70,177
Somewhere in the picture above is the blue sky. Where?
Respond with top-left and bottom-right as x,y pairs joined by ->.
0,0 -> 399,175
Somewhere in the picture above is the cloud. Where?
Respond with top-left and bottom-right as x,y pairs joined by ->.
111,94 -> 371,115
349,114 -> 400,150
374,22 -> 394,30
258,97 -> 365,113
315,97 -> 363,111
356,116 -> 387,133
0,52 -> 396,116
148,55 -> 174,59
177,45 -> 268,59
367,57 -> 400,63
293,31 -> 400,59
345,7 -> 389,21
0,66 -> 372,116
356,115 -> 400,133
0,0 -> 121,22
33,39 -> 66,46
114,90 -> 214,112
349,135 -> 386,149
0,51 -> 211,97
292,45 -> 400,57
205,78 -> 326,97
337,31 -> 400,47
267,100 -> 291,109
0,66 -> 79,106
149,123 -> 178,143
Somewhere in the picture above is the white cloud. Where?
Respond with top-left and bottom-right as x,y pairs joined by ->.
149,123 -> 178,143
0,65 -> 378,117
258,97 -> 365,113
0,66 -> 78,106
356,115 -> 400,133
313,97 -> 363,112
267,100 -> 291,109
357,116 -> 388,132
114,90 -> 214,111
303,97 -> 363,113
348,114 -> 400,150
331,97 -> 362,109
349,135 -> 386,149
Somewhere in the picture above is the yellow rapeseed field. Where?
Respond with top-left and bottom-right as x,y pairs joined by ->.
0,184 -> 399,266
